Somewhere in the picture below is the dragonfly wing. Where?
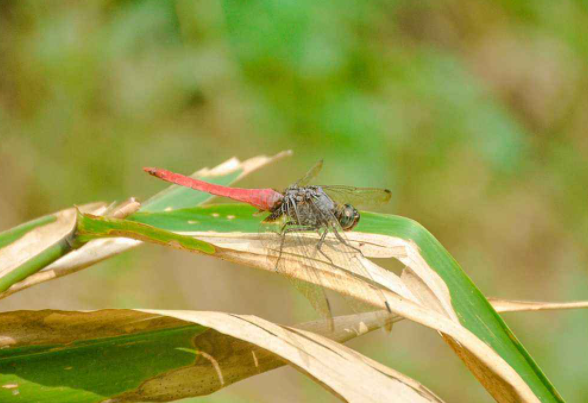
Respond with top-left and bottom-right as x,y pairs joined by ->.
322,185 -> 392,208
259,218 -> 334,328
295,159 -> 324,187
278,234 -> 334,324
284,198 -> 392,328
306,198 -> 393,317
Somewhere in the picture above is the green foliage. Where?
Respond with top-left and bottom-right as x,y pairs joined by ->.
0,324 -> 206,403
76,212 -> 216,254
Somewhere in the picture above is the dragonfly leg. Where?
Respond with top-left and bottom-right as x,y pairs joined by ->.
279,221 -> 295,234
276,233 -> 287,271
275,221 -> 293,270
316,228 -> 327,250
315,229 -> 335,265
275,223 -> 318,271
279,222 -> 316,235
332,227 -> 363,255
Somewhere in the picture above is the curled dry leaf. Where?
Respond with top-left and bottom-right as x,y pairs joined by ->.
0,309 -> 440,403
141,310 -> 444,403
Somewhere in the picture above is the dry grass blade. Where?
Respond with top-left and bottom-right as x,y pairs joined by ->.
488,298 -> 588,313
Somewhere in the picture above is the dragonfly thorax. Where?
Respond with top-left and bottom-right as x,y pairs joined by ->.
266,185 -> 360,231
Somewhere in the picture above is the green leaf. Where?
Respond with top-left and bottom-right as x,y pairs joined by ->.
131,203 -> 262,233
0,309 -> 412,403
0,310 -> 207,402
76,212 -> 216,255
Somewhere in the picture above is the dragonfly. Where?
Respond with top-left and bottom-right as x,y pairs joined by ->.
144,160 -> 393,328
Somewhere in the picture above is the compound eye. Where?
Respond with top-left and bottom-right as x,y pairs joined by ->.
339,204 -> 360,230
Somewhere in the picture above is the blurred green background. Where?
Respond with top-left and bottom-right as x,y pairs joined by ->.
1,0 -> 588,401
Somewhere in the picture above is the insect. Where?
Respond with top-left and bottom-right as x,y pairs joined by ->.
145,160 -> 393,327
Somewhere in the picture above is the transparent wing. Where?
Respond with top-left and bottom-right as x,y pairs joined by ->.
259,217 -> 334,328
295,159 -> 323,187
307,201 -> 392,318
321,185 -> 392,208
260,200 -> 392,331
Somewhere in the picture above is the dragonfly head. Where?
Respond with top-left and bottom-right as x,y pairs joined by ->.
337,203 -> 360,231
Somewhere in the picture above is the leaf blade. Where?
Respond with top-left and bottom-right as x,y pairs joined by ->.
131,204 -> 564,402
0,309 -> 432,403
